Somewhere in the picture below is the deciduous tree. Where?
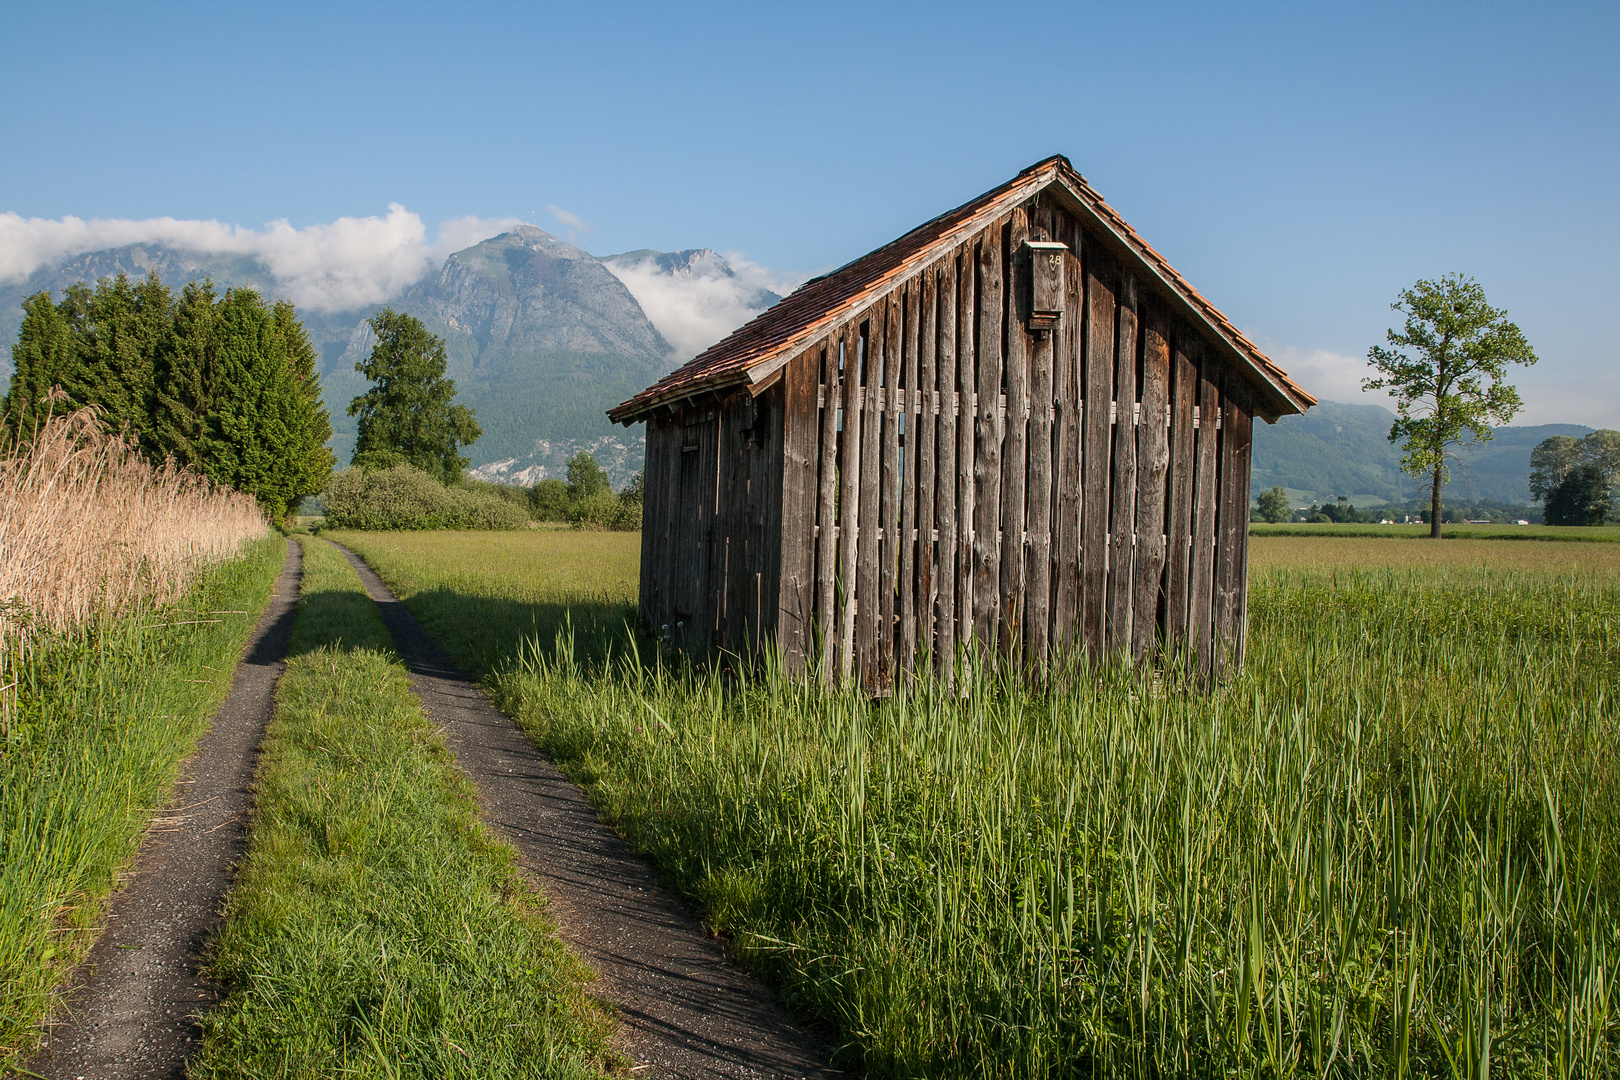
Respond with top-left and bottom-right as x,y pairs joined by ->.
1255,486 -> 1291,524
1363,274 -> 1536,538
348,309 -> 481,483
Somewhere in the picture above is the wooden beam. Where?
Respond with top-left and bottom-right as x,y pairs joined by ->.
1107,275 -> 1139,656
1080,236 -> 1115,659
1131,309 -> 1171,660
972,223 -> 1004,654
900,279 -> 922,676
1165,337 -> 1197,652
935,258 -> 959,680
814,338 -> 841,685
999,208 -> 1031,660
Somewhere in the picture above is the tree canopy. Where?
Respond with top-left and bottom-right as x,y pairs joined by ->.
1254,486 -> 1291,524
1530,430 -> 1619,525
4,273 -> 334,519
1362,274 -> 1536,538
348,309 -> 481,484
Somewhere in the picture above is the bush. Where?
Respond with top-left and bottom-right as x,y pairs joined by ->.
529,479 -> 570,521
568,490 -> 640,531
323,466 -> 528,531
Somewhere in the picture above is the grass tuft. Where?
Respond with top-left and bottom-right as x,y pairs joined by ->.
191,538 -> 615,1079
340,530 -> 1620,1077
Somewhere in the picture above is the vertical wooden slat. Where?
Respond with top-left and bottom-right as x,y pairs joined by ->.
779,348 -> 821,674
814,339 -> 842,682
899,280 -> 922,674
935,259 -> 959,677
999,209 -> 1030,660
837,325 -> 864,682
637,416 -> 665,631
1165,338 -> 1197,651
657,415 -> 683,637
915,270 -> 938,672
1080,239 -> 1115,659
1131,309 -> 1171,661
1230,389 -> 1254,669
1025,306 -> 1055,668
955,243 -> 977,655
1188,360 -> 1221,673
1052,234 -> 1083,653
876,294 -> 902,693
857,314 -> 885,692
1107,276 -> 1139,656
755,383 -> 786,662
971,224 -> 1004,653
1214,375 -> 1253,675
716,394 -> 748,655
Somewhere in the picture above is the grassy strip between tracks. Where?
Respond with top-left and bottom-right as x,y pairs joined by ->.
338,530 -> 1620,1078
190,537 -> 614,1080
0,536 -> 287,1071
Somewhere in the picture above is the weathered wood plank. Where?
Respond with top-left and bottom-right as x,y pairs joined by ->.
1165,338 -> 1197,651
857,313 -> 885,692
1230,388 -> 1254,670
837,326 -> 865,682
1188,360 -> 1220,673
814,339 -> 841,683
1025,296 -> 1055,668
934,259 -> 959,678
1214,374 -> 1253,675
1131,308 -> 1171,660
655,415 -> 683,636
999,208 -> 1030,660
1107,276 -> 1139,656
875,293 -> 902,693
637,415 -> 664,631
1080,238 -> 1116,659
899,279 -> 922,674
755,381 -> 787,662
1052,236 -> 1083,654
676,410 -> 718,656
955,241 -> 977,660
779,348 -> 821,674
971,224 -> 1004,654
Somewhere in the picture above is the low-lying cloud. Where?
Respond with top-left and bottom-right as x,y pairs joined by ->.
1258,340 -> 1393,409
606,251 -> 804,361
0,206 -> 522,312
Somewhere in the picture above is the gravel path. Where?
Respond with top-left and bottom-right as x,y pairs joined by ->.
334,544 -> 838,1079
25,540 -> 302,1080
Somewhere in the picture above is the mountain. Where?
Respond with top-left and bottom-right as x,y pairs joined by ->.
1253,400 -> 1593,505
0,232 -> 783,488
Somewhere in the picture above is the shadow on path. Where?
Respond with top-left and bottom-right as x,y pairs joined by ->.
333,543 -> 837,1080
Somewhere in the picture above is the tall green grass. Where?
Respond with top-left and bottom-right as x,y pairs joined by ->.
341,529 -> 1619,1077
0,536 -> 287,1068
191,538 -> 614,1079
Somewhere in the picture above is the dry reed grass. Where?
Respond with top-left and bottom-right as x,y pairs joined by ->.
0,404 -> 267,660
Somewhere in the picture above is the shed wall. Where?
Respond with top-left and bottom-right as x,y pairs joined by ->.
639,388 -> 785,657
770,192 -> 1254,690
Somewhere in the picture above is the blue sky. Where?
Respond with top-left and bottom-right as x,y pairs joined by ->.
2,1 -> 1615,425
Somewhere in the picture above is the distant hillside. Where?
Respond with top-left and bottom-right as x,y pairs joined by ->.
1,233 -> 780,488
1253,400 -> 1592,505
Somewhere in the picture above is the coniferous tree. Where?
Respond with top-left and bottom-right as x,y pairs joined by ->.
349,308 -> 481,483
5,272 -> 334,519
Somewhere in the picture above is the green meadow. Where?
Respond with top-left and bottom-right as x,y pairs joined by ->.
331,529 -> 1620,1078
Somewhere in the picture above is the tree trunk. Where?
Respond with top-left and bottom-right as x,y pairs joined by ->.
1430,464 -> 1443,539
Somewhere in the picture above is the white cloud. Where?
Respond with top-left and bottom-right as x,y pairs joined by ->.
1254,339 -> 1394,409
605,251 -> 804,361
543,204 -> 589,235
0,207 -> 522,312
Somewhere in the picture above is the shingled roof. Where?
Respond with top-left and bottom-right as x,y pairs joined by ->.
608,155 -> 1315,425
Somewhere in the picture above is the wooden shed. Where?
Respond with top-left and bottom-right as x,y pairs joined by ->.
608,156 -> 1314,691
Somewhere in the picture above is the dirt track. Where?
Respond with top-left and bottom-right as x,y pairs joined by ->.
25,540 -> 302,1080
335,544 -> 838,1079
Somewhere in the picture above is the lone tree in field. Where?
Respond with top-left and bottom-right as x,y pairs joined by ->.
1363,274 -> 1536,538
349,309 -> 481,483
1255,486 -> 1291,524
